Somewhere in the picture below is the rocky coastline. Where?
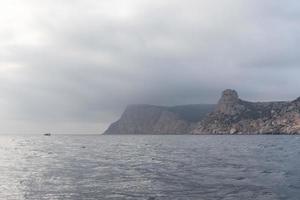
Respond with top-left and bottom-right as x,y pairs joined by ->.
104,89 -> 300,135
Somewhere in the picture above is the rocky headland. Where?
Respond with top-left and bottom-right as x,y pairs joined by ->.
104,89 -> 300,134
104,104 -> 214,134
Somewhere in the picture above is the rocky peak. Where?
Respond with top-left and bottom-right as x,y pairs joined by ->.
219,89 -> 239,103
215,89 -> 243,115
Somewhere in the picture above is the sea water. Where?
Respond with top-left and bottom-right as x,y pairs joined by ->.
0,135 -> 299,200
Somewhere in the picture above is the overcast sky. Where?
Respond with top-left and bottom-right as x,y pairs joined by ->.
0,0 -> 300,134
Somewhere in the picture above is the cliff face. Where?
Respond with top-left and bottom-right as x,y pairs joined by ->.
104,90 -> 300,135
104,104 -> 214,134
192,89 -> 300,134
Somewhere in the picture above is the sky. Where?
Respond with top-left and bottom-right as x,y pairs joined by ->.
0,0 -> 300,134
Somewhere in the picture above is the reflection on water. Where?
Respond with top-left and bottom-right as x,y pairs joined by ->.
0,135 -> 299,200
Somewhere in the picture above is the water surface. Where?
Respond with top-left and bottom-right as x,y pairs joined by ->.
0,135 -> 299,200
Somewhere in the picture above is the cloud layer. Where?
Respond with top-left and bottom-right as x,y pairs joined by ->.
1,0 -> 300,133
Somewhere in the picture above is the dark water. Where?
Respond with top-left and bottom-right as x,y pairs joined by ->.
0,135 -> 299,200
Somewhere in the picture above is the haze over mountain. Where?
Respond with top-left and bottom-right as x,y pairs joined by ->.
105,89 -> 300,134
1,0 -> 300,134
104,104 -> 215,134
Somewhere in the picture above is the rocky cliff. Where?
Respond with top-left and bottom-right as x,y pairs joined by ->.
104,104 -> 214,134
192,89 -> 300,134
104,89 -> 300,134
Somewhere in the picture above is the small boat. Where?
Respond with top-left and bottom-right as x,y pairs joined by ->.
44,133 -> 51,136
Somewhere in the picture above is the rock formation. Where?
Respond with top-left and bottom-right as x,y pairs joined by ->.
104,90 -> 300,134
192,89 -> 300,134
104,104 -> 214,134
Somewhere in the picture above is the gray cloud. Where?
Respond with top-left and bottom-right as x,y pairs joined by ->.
0,0 -> 300,133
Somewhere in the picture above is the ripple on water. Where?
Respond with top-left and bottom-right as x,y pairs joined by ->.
0,135 -> 299,200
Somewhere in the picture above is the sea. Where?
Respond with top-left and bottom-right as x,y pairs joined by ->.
0,135 -> 299,200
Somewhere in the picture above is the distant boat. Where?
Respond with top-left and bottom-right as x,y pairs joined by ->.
44,133 -> 51,136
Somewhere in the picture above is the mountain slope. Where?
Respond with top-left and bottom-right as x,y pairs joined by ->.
103,104 -> 214,134
104,89 -> 300,135
191,89 -> 300,134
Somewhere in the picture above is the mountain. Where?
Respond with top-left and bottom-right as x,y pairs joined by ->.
104,89 -> 300,134
103,104 -> 215,134
192,89 -> 300,134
